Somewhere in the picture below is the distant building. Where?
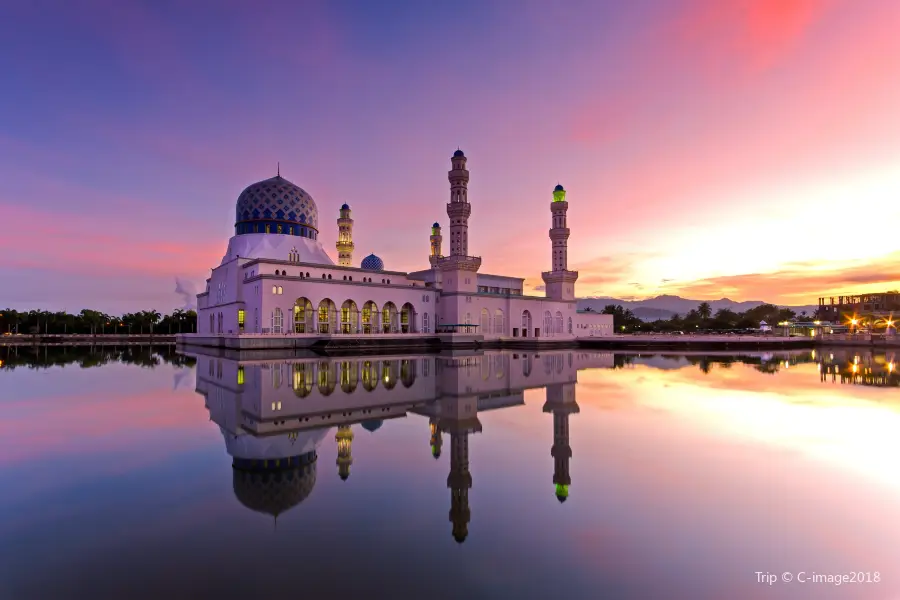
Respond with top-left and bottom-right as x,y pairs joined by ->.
817,293 -> 900,321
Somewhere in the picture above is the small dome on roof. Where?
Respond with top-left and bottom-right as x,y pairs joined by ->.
432,222 -> 440,228
453,149 -> 465,157
554,184 -> 565,192
341,203 -> 350,211
361,419 -> 383,432
361,254 -> 384,271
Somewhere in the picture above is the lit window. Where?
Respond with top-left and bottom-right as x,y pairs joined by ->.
272,285 -> 277,294
237,366 -> 244,385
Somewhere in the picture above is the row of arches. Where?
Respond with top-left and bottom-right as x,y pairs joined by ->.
280,359 -> 418,396
271,298 -> 418,334
519,310 -> 572,337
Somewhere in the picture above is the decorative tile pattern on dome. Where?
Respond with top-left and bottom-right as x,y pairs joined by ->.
361,254 -> 385,271
235,176 -> 318,229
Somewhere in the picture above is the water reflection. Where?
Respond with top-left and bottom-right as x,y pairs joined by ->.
2,347 -> 899,598
193,350 -> 613,542
0,344 -> 193,370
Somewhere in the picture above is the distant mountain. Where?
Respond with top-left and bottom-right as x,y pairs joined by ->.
577,295 -> 818,321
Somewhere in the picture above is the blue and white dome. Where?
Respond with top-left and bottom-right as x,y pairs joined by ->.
234,175 -> 319,239
361,419 -> 383,433
361,254 -> 384,271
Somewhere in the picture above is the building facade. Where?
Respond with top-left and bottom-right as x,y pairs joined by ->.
196,150 -> 613,340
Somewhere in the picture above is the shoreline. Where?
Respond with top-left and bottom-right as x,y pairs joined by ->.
2,332 -> 895,351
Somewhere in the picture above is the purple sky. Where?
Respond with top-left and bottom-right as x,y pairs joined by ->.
2,0 -> 899,314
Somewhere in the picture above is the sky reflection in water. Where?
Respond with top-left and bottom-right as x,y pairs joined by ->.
0,346 -> 896,600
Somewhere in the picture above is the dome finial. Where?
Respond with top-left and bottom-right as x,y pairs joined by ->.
277,161 -> 280,177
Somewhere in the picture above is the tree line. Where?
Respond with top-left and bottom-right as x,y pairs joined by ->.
0,308 -> 197,335
598,302 -> 801,332
0,345 -> 196,370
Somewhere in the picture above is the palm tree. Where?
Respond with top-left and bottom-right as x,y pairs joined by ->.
698,302 -> 712,321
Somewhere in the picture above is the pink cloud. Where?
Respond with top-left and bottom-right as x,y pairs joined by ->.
0,203 -> 221,278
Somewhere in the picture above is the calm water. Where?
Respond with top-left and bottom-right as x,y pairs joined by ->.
0,346 -> 897,600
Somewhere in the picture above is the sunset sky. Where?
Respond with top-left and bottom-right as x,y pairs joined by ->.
2,0 -> 899,314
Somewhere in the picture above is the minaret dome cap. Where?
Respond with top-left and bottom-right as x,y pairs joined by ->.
453,149 -> 465,158
432,222 -> 440,228
340,203 -> 350,211
553,184 -> 565,192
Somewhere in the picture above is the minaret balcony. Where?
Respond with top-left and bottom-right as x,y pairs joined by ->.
438,255 -> 482,272
541,270 -> 579,284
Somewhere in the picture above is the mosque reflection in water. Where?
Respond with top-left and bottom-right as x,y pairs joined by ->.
193,350 -> 613,542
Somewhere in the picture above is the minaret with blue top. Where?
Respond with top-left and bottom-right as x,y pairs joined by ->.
336,203 -> 354,267
541,184 -> 579,301
438,149 -> 481,294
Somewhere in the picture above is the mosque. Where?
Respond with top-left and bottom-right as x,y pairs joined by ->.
194,150 -> 613,342
193,349 -> 615,542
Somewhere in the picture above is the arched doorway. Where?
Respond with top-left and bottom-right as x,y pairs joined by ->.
340,361 -> 359,393
543,310 -> 552,337
317,299 -> 337,334
341,300 -> 359,334
317,361 -> 336,395
567,316 -> 573,334
400,359 -> 416,387
361,301 -> 379,334
272,308 -> 284,334
480,308 -> 490,335
361,360 -> 379,391
382,302 -> 398,334
555,311 -> 563,334
522,310 -> 532,337
400,303 -> 416,333
294,297 -> 313,333
382,360 -> 398,389
292,363 -> 314,397
494,309 -> 504,335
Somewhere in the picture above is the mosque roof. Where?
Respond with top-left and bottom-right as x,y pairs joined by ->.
361,254 -> 385,271
235,175 -> 318,230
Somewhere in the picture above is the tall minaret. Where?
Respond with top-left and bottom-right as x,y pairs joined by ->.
541,184 -> 579,301
429,222 -> 443,268
336,203 -> 354,267
438,395 -> 482,544
335,424 -> 354,480
439,150 -> 481,295
543,382 -> 579,503
448,150 -> 470,256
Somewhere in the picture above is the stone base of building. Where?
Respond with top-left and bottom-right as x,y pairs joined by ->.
176,332 -> 487,352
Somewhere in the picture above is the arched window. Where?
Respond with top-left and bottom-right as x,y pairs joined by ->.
568,317 -> 573,334
272,308 -> 283,334
423,312 -> 429,333
555,311 -> 563,334
209,313 -> 214,333
494,309 -> 504,335
543,311 -> 552,337
480,308 -> 490,334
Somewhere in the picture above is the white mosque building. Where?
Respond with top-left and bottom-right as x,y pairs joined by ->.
193,150 -> 613,344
